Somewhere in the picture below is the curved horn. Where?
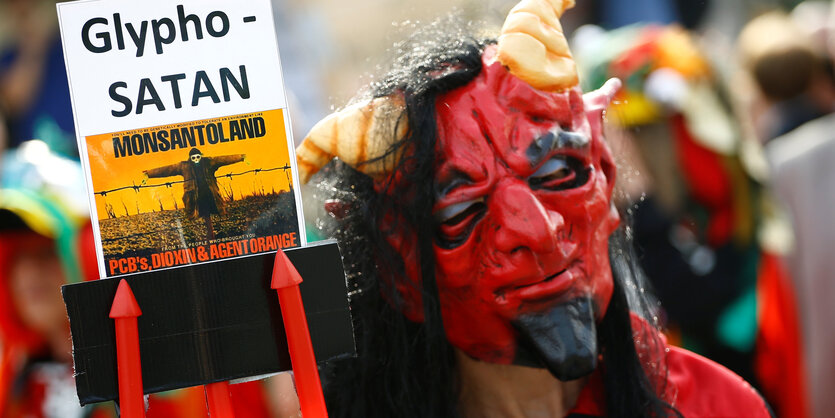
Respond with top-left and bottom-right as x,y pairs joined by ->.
497,0 -> 578,92
296,96 -> 408,184
583,78 -> 622,111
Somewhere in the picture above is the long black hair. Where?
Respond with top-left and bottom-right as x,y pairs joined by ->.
310,19 -> 678,418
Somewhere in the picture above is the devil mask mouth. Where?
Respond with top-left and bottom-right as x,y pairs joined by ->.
512,297 -> 598,381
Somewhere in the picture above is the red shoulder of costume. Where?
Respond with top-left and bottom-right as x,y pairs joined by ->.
666,345 -> 772,417
568,315 -> 771,417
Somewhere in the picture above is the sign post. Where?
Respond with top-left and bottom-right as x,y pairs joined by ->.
109,279 -> 144,418
272,249 -> 328,417
205,382 -> 235,418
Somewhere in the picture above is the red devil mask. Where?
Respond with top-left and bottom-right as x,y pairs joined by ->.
389,45 -> 621,378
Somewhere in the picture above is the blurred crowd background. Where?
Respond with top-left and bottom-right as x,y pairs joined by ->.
0,0 -> 833,417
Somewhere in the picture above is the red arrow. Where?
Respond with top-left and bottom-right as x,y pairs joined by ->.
272,249 -> 328,417
109,279 -> 145,418
205,381 -> 236,417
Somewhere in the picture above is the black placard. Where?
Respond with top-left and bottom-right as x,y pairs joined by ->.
62,240 -> 354,405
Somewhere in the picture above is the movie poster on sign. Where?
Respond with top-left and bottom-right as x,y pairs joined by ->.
58,0 -> 305,278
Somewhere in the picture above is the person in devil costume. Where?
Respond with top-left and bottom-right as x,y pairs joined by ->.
296,1 -> 772,416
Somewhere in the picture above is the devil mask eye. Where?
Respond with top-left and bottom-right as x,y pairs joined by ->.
434,198 -> 487,249
529,156 -> 590,191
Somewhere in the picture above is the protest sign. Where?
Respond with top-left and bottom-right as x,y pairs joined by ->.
58,0 -> 304,278
57,0 -> 355,404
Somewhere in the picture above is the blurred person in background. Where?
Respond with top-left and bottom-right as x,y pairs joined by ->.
574,23 -> 809,417
590,0 -> 711,29
0,0 -> 76,158
0,143 -> 114,416
737,9 -> 835,143
741,2 -> 835,417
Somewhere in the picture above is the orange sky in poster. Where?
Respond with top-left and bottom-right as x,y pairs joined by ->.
86,109 -> 292,221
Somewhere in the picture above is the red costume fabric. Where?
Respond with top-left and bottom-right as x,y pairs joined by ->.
755,253 -> 809,418
569,316 -> 771,417
569,345 -> 771,417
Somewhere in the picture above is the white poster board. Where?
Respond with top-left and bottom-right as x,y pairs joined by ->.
58,0 -> 306,278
